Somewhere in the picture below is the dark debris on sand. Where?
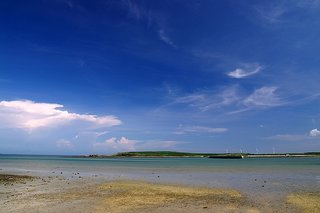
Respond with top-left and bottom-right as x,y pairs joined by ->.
0,174 -> 35,185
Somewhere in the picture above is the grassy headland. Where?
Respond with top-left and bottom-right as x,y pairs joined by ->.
73,151 -> 320,158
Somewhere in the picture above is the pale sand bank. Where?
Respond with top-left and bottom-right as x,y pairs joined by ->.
1,173 -> 319,213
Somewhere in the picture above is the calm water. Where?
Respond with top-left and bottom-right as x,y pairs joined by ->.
1,155 -> 319,198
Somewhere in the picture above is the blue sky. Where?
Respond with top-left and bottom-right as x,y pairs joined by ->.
1,0 -> 320,155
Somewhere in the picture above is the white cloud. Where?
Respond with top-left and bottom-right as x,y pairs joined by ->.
56,139 -> 73,148
310,128 -> 320,137
173,86 -> 240,112
243,86 -> 283,107
227,63 -> 262,79
266,130 -> 320,141
94,137 -> 185,152
171,85 -> 287,114
254,4 -> 286,23
200,86 -> 241,111
139,140 -> 186,150
0,100 -> 121,131
254,1 -> 320,24
122,0 -> 148,21
174,126 -> 228,135
267,134 -> 308,141
122,0 -> 176,48
158,29 -> 176,48
94,137 -> 137,151
175,94 -> 205,105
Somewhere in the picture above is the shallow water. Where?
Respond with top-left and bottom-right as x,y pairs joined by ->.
1,155 -> 319,200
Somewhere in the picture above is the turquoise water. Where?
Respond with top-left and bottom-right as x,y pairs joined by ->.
1,155 -> 319,198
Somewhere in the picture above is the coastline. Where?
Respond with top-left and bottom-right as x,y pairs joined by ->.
68,151 -> 320,159
1,172 -> 319,212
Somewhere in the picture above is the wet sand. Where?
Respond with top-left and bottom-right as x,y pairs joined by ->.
0,173 -> 319,213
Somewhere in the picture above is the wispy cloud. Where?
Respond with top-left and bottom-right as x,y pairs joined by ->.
170,85 -> 289,115
227,63 -> 263,79
0,100 -> 121,131
174,125 -> 228,135
254,0 -> 320,24
254,3 -> 287,23
158,29 -> 177,48
122,0 -> 149,21
266,134 -> 309,142
243,86 -> 284,107
121,0 -> 176,48
173,86 -> 241,112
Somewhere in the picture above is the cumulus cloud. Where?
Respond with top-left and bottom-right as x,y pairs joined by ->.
94,136 -> 185,152
0,100 -> 121,131
94,137 -> 137,151
309,128 -> 320,137
174,126 -> 228,135
227,63 -> 262,79
243,86 -> 283,107
56,139 -> 73,148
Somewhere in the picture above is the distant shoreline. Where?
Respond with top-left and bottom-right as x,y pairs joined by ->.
69,151 -> 320,159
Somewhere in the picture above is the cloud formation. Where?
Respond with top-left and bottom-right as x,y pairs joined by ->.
0,100 -> 121,131
267,134 -> 308,142
56,139 -> 73,148
243,86 -> 283,107
227,63 -> 262,79
172,85 -> 284,114
94,137 -> 137,151
94,137 -> 184,152
158,29 -> 176,48
173,86 -> 240,112
174,125 -> 228,135
254,4 -> 286,23
309,128 -> 320,137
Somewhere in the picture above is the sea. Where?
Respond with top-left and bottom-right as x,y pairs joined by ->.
1,155 -> 319,200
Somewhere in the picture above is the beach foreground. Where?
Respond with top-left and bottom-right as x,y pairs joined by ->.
1,173 -> 319,213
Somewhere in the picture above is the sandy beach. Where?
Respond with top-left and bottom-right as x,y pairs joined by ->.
1,173 -> 319,213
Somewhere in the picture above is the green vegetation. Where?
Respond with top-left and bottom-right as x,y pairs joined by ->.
304,152 -> 320,155
72,151 -> 320,158
113,151 -> 211,157
112,151 -> 247,158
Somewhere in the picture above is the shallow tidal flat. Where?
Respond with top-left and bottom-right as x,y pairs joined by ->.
1,173 -> 319,213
